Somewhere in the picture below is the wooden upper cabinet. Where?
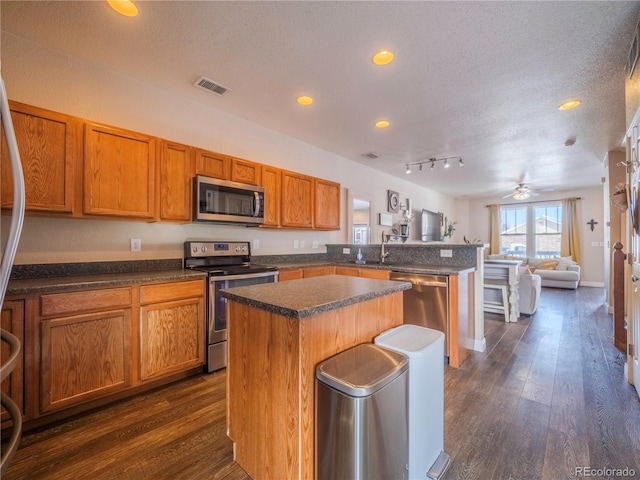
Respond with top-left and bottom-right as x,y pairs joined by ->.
281,170 -> 314,228
260,165 -> 281,227
83,122 -> 156,219
314,178 -> 340,230
231,157 -> 261,185
1,101 -> 81,214
158,141 -> 193,222
195,148 -> 230,179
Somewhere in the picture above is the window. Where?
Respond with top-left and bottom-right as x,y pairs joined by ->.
500,202 -> 562,258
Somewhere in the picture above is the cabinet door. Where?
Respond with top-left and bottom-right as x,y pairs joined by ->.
303,266 -> 335,278
195,148 -> 230,179
360,268 -> 391,280
1,299 -> 24,424
277,269 -> 303,281
281,170 -> 314,228
159,141 -> 193,222
40,309 -> 132,413
1,101 -> 81,214
314,178 -> 340,229
335,266 -> 360,277
139,281 -> 205,381
261,165 -> 281,227
231,157 -> 261,185
84,122 -> 156,219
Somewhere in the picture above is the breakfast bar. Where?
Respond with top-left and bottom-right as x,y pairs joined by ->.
221,275 -> 411,480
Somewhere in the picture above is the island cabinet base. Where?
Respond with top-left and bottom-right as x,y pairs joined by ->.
227,291 -> 403,480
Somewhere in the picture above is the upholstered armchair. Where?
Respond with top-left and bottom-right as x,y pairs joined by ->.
519,269 -> 542,315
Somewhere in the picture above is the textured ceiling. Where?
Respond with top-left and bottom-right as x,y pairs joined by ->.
2,1 -> 639,198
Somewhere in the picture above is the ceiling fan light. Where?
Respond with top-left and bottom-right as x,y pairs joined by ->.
405,165 -> 411,174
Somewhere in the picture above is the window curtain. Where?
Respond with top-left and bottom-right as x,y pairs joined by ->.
488,204 -> 501,254
561,197 -> 582,264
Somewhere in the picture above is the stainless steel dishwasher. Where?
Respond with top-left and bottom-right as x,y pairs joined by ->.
390,272 -> 449,356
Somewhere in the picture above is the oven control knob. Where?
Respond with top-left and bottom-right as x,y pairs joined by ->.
192,246 -> 198,254
242,246 -> 248,252
201,246 -> 208,253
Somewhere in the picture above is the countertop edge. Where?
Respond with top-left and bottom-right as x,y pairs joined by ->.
6,269 -> 208,295
222,277 -> 412,319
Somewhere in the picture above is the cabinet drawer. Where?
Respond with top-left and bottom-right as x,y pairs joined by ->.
140,280 -> 205,304
40,287 -> 132,317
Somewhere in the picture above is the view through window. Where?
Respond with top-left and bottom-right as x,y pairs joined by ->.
500,202 -> 562,258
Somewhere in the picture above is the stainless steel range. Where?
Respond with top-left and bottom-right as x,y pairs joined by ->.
184,241 -> 278,372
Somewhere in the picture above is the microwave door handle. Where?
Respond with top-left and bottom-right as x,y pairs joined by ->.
253,192 -> 261,217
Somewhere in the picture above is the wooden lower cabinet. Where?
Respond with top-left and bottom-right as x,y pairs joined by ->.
30,279 -> 205,422
360,268 -> 390,280
139,281 -> 205,381
1,298 -> 25,424
38,287 -> 133,413
40,308 -> 132,413
277,269 -> 303,281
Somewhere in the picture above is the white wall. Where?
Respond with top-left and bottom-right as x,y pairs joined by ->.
467,186 -> 605,286
1,32 -> 462,264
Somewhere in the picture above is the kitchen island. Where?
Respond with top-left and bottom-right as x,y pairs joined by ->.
221,274 -> 411,480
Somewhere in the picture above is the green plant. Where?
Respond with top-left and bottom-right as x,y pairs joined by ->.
463,235 -> 481,244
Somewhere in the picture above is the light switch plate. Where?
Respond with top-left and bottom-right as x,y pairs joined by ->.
343,247 -> 351,254
440,249 -> 453,258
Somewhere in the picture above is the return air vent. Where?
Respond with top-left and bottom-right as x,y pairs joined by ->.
194,76 -> 231,96
361,152 -> 379,159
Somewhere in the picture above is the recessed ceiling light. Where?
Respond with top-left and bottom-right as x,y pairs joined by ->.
297,96 -> 314,106
375,120 -> 390,128
372,50 -> 394,66
558,99 -> 581,110
108,0 -> 139,17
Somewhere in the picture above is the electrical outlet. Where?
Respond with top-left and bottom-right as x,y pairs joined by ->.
342,247 -> 351,254
300,240 -> 306,248
312,240 -> 319,249
130,238 -> 142,252
440,249 -> 452,258
294,240 -> 300,249
252,239 -> 260,250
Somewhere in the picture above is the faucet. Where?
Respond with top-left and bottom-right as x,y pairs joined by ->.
380,231 -> 390,263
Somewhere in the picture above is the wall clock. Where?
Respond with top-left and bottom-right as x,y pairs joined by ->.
388,190 -> 399,213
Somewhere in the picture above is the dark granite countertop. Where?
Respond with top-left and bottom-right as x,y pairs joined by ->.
221,274 -> 411,319
260,260 -> 474,276
7,269 -> 207,295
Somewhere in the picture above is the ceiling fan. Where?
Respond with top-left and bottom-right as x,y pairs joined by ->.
503,183 -> 539,200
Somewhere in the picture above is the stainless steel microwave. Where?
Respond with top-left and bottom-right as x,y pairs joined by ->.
194,175 -> 265,225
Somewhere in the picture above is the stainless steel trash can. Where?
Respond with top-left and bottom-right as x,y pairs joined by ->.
316,343 -> 409,480
375,325 -> 450,480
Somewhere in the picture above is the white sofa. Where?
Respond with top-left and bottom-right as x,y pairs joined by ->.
488,255 -> 580,289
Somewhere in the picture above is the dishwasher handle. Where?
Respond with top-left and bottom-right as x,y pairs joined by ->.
391,274 -> 448,288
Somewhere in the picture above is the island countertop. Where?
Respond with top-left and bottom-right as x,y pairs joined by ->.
221,274 -> 411,319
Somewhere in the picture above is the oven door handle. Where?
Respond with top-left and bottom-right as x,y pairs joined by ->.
213,271 -> 278,282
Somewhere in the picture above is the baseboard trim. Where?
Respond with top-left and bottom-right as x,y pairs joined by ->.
474,337 -> 486,352
580,281 -> 605,288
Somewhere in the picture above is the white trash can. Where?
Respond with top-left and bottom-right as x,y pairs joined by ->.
375,324 -> 450,480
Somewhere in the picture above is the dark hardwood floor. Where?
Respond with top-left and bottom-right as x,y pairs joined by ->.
3,286 -> 640,479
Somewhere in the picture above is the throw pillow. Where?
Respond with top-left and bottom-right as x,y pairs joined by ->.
556,256 -> 576,271
531,260 -> 559,272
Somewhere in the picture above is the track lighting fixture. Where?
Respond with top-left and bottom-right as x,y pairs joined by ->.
404,156 -> 464,174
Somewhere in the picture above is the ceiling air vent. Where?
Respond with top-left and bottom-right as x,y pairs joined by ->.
361,152 -> 379,159
194,76 -> 231,96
